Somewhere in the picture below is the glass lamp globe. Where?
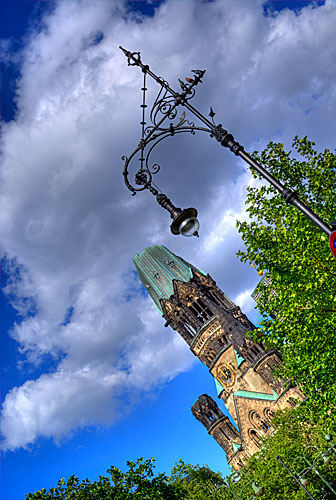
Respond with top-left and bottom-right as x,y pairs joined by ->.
251,482 -> 264,496
179,216 -> 200,237
170,207 -> 200,237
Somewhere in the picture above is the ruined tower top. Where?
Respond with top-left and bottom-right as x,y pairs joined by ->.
191,394 -> 225,430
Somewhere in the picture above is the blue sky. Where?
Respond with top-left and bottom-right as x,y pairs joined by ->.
0,0 -> 334,498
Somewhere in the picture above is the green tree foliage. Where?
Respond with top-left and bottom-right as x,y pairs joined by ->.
231,403 -> 336,499
169,460 -> 231,499
25,458 -> 183,500
25,407 -> 336,499
236,137 -> 336,414
25,457 -> 231,500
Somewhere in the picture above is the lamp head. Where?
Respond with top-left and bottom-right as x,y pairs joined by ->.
251,482 -> 264,496
170,207 -> 200,237
154,192 -> 200,237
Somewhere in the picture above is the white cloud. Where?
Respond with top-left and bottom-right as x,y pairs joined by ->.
1,0 -> 336,451
0,365 -> 128,451
234,289 -> 258,321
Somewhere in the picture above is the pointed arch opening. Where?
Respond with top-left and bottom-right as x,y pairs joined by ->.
188,298 -> 213,324
263,407 -> 274,424
249,410 -> 270,432
248,429 -> 262,448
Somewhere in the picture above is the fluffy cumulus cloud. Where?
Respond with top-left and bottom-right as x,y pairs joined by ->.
1,0 -> 336,451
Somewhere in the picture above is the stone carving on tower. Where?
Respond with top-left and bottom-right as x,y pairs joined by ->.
134,245 -> 303,470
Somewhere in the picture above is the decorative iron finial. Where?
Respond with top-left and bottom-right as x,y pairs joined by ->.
119,46 -> 142,67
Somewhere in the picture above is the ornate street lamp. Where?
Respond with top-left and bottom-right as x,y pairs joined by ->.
276,433 -> 336,498
120,47 -> 336,257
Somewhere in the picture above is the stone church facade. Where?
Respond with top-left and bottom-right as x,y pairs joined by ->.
134,245 -> 303,470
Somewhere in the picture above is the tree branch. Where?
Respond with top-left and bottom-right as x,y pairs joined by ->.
311,253 -> 336,277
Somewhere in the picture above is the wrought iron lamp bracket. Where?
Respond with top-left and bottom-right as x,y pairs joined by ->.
120,45 -> 212,195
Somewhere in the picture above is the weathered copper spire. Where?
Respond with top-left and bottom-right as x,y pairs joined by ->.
133,245 -> 205,314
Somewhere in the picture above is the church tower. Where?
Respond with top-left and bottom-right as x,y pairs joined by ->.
134,245 -> 303,470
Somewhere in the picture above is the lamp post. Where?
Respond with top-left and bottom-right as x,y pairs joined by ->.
120,47 -> 336,258
212,471 -> 264,499
276,433 -> 336,498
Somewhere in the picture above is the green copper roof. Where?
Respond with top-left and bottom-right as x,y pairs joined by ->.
133,245 -> 204,314
215,378 -> 225,397
234,348 -> 245,367
232,442 -> 241,453
234,389 -> 278,401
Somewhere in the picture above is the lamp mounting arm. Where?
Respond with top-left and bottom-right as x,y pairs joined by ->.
120,46 -> 335,248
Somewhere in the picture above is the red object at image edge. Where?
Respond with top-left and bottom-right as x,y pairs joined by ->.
329,230 -> 336,258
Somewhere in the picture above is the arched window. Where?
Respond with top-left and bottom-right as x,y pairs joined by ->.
197,298 -> 213,317
176,321 -> 194,345
248,411 -> 270,432
248,429 -> 261,448
183,322 -> 197,336
193,301 -> 203,313
219,428 -> 230,441
207,411 -> 215,422
188,298 -> 213,323
263,407 -> 274,423
182,306 -> 202,331
218,334 -> 228,347
187,305 -> 202,323
243,351 -> 253,363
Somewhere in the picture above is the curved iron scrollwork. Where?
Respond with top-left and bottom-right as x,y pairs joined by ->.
148,79 -> 177,131
122,123 -> 211,195
120,46 -> 212,195
120,45 -> 245,195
